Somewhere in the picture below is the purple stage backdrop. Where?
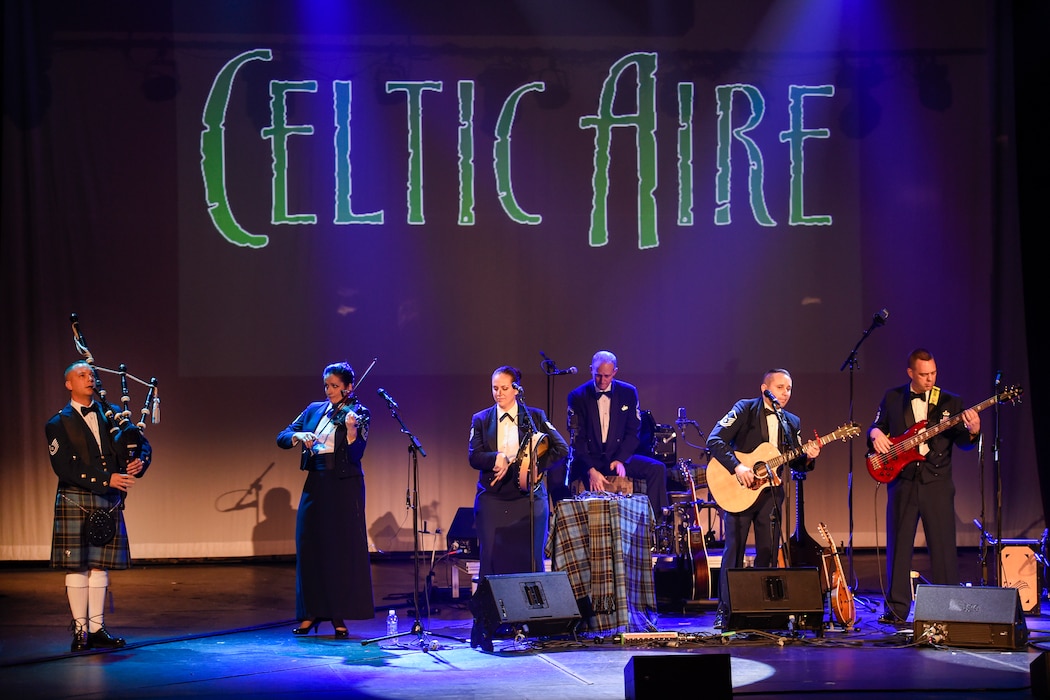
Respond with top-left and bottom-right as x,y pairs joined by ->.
2,1 -> 1041,565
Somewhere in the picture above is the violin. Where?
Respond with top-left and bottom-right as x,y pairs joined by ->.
330,357 -> 377,432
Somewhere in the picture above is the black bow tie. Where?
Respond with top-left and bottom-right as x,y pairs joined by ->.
764,408 -> 776,416
909,391 -> 927,401
80,404 -> 96,416
500,412 -> 514,422
596,390 -> 611,399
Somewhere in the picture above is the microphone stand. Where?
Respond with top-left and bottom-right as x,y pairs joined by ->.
770,402 -> 792,567
362,398 -> 461,650
838,312 -> 886,585
540,352 -> 571,504
516,392 -> 541,572
993,371 -> 1003,586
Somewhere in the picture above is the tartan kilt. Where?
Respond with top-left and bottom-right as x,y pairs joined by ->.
51,486 -> 130,570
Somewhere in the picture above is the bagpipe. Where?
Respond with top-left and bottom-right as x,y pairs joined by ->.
70,313 -> 158,471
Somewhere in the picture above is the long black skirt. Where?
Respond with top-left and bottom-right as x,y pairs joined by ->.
295,470 -> 374,621
474,489 -> 549,578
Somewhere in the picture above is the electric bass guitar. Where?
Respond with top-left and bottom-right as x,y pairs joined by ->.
817,522 -> 856,628
865,385 -> 1022,483
707,423 -> 861,514
679,462 -> 711,600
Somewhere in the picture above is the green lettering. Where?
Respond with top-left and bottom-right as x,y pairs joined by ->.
386,81 -> 443,224
494,82 -> 544,224
334,81 -> 383,224
200,49 -> 272,248
262,81 -> 318,224
579,52 -> 659,249
779,85 -> 835,225
714,84 -> 774,227
458,81 -> 476,225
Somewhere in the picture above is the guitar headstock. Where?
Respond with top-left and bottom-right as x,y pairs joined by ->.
998,385 -> 1023,405
835,423 -> 861,441
817,522 -> 831,544
678,459 -> 695,487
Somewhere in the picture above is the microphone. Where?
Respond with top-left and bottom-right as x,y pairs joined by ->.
763,389 -> 781,409
70,313 -> 94,364
512,382 -> 524,394
376,388 -> 399,409
553,366 -> 578,375
872,308 -> 889,327
994,369 -> 1002,386
677,407 -> 687,423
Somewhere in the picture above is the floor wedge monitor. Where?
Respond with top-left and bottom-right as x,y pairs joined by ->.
469,571 -> 581,639
913,584 -> 1028,649
725,567 -> 825,633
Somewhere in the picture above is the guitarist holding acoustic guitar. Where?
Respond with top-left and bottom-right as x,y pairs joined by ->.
867,348 -> 982,627
706,368 -> 821,631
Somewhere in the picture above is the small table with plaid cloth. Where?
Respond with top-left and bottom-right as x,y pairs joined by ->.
546,495 -> 657,634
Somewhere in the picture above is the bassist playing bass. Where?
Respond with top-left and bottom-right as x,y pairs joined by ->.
867,348 -> 980,626
706,368 -> 820,631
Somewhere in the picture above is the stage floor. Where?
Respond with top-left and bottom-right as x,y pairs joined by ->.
1,554 -> 1046,699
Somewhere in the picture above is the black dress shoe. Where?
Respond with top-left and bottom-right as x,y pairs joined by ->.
878,613 -> 909,628
87,626 -> 126,648
713,611 -> 728,630
70,623 -> 90,652
469,619 -> 493,652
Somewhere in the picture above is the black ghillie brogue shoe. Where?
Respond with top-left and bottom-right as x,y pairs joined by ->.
87,626 -> 126,648
70,621 -> 90,652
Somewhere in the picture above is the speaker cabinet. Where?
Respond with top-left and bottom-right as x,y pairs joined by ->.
625,654 -> 732,700
999,543 -> 1043,614
725,567 -> 824,633
469,571 -> 581,639
447,506 -> 478,559
1031,651 -> 1050,699
913,585 -> 1029,650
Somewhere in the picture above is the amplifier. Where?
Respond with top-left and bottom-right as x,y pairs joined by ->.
447,507 -> 478,559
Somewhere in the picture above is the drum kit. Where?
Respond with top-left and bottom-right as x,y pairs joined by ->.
637,408 -> 724,556
654,454 -> 723,556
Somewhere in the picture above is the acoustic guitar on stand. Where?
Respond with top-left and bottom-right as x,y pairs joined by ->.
707,424 -> 860,514
865,385 -> 1022,483
817,522 -> 856,628
679,462 -> 711,600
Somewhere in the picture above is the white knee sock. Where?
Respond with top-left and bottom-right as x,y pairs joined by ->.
87,569 -> 110,633
65,571 -> 89,632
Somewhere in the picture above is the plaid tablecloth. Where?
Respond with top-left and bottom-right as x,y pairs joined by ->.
546,495 -> 657,634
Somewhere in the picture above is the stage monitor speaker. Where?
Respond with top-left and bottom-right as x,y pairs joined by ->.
447,506 -> 478,559
913,584 -> 1029,650
625,654 -> 732,700
469,571 -> 581,639
725,567 -> 824,633
1031,651 -> 1050,699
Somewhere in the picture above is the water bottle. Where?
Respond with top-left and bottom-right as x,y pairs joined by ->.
386,609 -> 398,636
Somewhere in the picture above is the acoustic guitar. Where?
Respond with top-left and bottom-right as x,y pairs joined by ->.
707,423 -> 860,514
679,462 -> 711,600
817,522 -> 856,628
865,385 -> 1022,483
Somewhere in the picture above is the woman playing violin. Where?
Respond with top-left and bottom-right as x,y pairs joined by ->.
276,361 -> 373,638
